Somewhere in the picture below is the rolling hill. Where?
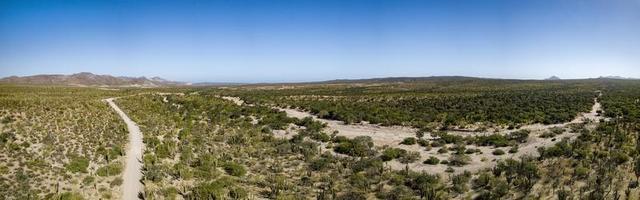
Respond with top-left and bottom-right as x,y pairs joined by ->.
0,72 -> 187,87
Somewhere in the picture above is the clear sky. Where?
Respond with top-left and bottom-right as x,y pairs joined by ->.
1,0 -> 639,83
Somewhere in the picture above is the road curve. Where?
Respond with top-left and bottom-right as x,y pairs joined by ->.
105,98 -> 143,200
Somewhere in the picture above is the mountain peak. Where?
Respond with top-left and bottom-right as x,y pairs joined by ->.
546,76 -> 561,80
75,72 -> 96,76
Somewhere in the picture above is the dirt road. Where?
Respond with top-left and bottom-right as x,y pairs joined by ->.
105,98 -> 143,200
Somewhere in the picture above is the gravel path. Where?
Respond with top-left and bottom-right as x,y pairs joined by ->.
105,98 -> 143,200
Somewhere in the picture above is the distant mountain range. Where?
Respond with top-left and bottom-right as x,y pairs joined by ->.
0,72 -> 187,87
300,76 -> 506,85
597,76 -> 638,80
1,73 -> 637,87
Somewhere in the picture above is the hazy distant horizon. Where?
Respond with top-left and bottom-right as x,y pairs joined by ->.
1,0 -> 639,83
1,71 -> 637,84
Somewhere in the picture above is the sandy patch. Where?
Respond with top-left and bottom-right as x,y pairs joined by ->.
276,95 -> 604,174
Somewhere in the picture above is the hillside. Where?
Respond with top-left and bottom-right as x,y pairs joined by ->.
0,72 -> 186,87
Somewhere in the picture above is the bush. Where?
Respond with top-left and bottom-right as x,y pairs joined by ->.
611,151 -> 629,165
51,192 -> 84,200
450,143 -> 467,154
436,132 -> 464,144
465,148 -> 479,154
82,176 -> 94,185
309,157 -> 331,171
451,171 -> 472,194
430,141 -> 443,147
96,162 -> 123,177
398,151 -> 421,164
310,132 -> 331,142
400,137 -> 417,145
417,139 -> 430,147
507,130 -> 530,143
475,134 -> 510,147
492,149 -> 505,155
448,155 -> 471,166
423,156 -> 440,165
188,177 -> 237,199
352,158 -> 383,173
110,177 -> 123,187
445,167 -> 455,173
541,127 -> 565,138
550,127 -> 565,135
65,156 -> 89,173
380,148 -> 407,162
337,191 -> 367,200
333,136 -> 374,157
538,139 -> 573,158
223,162 -> 246,177
508,146 -> 519,154
574,165 -> 589,179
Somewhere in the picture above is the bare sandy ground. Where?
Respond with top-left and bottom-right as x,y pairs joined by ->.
219,94 -> 603,174
105,98 -> 144,200
278,108 -> 420,146
275,96 -> 604,174
220,96 -> 245,105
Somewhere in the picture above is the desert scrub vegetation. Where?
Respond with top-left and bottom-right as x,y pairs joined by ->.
1,79 -> 639,199
116,93 -> 319,198
0,85 -> 140,199
220,79 -> 598,129
115,92 -> 474,198
194,79 -> 640,199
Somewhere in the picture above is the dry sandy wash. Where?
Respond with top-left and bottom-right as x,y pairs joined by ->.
224,94 -> 605,174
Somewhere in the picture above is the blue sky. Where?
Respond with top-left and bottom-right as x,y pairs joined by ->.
1,0 -> 639,83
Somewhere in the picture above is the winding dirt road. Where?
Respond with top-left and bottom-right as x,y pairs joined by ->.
105,98 -> 143,200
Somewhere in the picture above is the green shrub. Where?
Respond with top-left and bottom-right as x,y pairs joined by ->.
492,149 -> 505,155
508,146 -> 519,154
380,148 -> 407,162
541,127 -> 565,138
430,141 -> 443,147
574,165 -> 589,179
110,177 -> 123,187
465,148 -> 479,154
65,156 -> 89,173
507,129 -> 530,143
400,137 -> 417,145
223,162 -> 246,177
96,162 -> 123,177
448,155 -> 471,166
309,157 -> 331,171
475,134 -> 510,147
398,151 -> 421,164
82,176 -> 95,185
417,139 -> 430,147
436,132 -> 464,144
611,151 -> 629,165
52,192 -> 84,200
445,167 -> 455,173
333,136 -> 374,157
423,156 -> 440,165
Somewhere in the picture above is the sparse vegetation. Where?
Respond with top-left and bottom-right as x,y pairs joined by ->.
2,78 -> 640,199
